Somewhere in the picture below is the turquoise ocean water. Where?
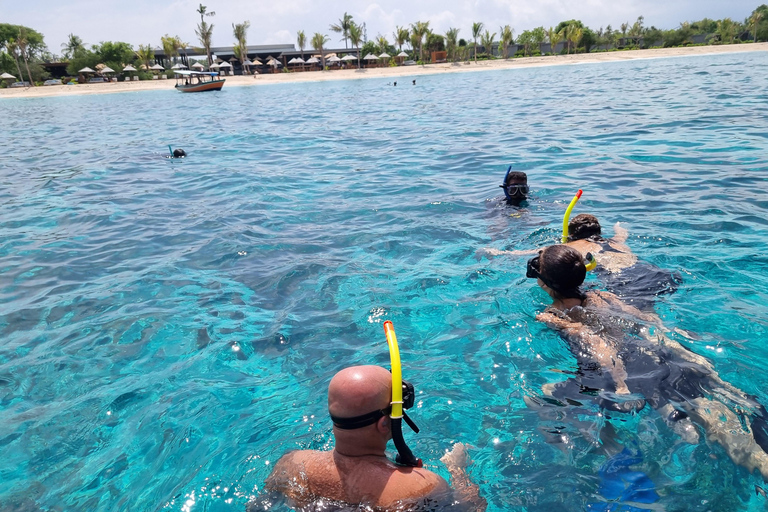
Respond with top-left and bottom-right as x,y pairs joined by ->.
2,51 -> 768,511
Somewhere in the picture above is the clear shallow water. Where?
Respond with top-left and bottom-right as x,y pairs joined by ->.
2,51 -> 768,511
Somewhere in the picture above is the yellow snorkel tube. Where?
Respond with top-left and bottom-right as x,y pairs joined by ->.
561,189 -> 598,272
562,189 -> 583,243
383,321 -> 422,467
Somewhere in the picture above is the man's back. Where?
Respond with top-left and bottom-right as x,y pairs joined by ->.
266,449 -> 448,509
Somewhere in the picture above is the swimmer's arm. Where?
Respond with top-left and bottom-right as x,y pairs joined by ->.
478,247 -> 538,258
537,312 -> 630,394
612,222 -> 629,244
440,443 -> 487,512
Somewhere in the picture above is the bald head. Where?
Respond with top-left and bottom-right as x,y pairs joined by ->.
328,365 -> 391,418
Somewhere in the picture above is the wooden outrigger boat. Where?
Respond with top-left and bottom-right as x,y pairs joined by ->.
174,70 -> 225,92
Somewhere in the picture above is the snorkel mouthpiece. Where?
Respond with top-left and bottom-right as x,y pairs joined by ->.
585,252 -> 597,272
383,321 -> 422,468
562,189 -> 583,243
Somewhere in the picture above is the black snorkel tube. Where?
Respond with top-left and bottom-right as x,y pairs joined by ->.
500,165 -> 513,201
383,321 -> 422,468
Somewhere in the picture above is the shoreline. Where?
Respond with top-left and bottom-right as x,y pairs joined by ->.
2,43 -> 767,99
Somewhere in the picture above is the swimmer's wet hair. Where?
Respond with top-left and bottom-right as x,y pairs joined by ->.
539,244 -> 586,298
505,171 -> 528,185
569,214 -> 601,241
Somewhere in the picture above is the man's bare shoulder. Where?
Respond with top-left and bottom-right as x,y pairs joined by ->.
380,465 -> 449,504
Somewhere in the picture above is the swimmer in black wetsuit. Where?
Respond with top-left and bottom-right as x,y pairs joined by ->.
482,214 -> 680,310
565,214 -> 681,310
527,244 -> 768,480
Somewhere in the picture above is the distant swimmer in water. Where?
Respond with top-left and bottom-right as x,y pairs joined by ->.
256,365 -> 486,511
172,148 -> 186,158
499,168 -> 529,206
526,244 -> 768,480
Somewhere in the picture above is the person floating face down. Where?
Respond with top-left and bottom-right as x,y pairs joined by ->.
500,168 -> 529,206
260,365 -> 486,511
526,244 -> 768,481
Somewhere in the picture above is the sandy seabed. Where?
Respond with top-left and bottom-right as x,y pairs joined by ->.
2,43 -> 767,100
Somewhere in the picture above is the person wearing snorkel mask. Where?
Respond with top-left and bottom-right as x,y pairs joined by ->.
527,244 -> 768,480
262,365 -> 486,511
500,169 -> 529,206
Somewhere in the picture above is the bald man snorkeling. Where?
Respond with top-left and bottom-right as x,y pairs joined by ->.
263,364 -> 486,511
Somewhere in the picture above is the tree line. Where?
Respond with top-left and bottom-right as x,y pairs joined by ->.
1,4 -> 766,85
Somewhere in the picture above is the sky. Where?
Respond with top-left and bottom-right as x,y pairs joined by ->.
1,0 -> 763,55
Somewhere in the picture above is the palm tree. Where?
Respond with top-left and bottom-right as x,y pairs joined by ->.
376,34 -> 389,58
329,12 -> 354,48
547,26 -> 563,55
61,33 -> 85,59
196,4 -> 216,66
5,38 -> 26,83
137,44 -> 155,72
620,22 -> 628,46
232,22 -> 250,74
499,25 -> 513,59
161,35 -> 179,66
178,39 -> 190,67
393,26 -> 409,53
564,23 -> 582,54
348,22 -> 363,69
297,31 -> 306,61
750,11 -> 764,42
717,18 -> 737,44
445,27 -> 460,62
16,29 -> 35,86
409,21 -> 430,62
480,30 -> 496,59
311,32 -> 330,70
471,22 -> 484,63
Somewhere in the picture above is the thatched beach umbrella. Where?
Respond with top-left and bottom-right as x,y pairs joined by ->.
79,67 -> 96,73
122,65 -> 137,81
171,63 -> 187,70
397,51 -> 409,58
341,55 -> 357,61
191,62 -> 205,70
1,72 -> 16,80
379,52 -> 391,59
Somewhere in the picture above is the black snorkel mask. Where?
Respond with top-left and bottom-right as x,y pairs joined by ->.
329,321 -> 422,467
526,250 -> 595,299
329,378 -> 419,434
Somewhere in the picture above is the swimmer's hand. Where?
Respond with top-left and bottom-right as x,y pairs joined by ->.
441,442 -> 471,470
441,443 -> 487,512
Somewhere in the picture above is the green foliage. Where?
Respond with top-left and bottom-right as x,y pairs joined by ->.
426,32 -> 445,53
554,19 -> 584,34
0,24 -> 46,56
361,41 -> 377,58
66,48 -> 99,75
93,41 -> 135,66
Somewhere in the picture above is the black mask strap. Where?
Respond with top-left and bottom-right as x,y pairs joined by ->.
330,407 -> 391,430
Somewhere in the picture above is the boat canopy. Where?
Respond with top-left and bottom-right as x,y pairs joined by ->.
173,70 -> 220,77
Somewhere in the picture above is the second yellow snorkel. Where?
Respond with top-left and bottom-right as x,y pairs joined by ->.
562,189 -> 583,243
561,189 -> 597,271
383,320 -> 422,467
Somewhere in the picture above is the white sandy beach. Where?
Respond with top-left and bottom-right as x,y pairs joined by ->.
2,43 -> 767,99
